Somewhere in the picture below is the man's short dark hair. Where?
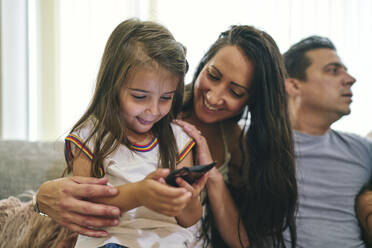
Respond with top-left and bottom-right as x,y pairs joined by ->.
283,35 -> 336,80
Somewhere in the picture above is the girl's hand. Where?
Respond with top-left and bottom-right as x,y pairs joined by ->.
173,119 -> 213,165
175,172 -> 209,198
136,169 -> 192,217
173,172 -> 207,227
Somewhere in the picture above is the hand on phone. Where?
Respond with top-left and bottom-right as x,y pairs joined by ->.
165,162 -> 216,187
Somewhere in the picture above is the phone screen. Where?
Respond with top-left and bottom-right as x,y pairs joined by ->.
165,162 -> 216,187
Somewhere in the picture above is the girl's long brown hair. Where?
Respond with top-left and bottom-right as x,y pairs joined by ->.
183,25 -> 298,248
65,18 -> 188,177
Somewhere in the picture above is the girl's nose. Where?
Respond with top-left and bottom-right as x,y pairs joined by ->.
146,101 -> 160,116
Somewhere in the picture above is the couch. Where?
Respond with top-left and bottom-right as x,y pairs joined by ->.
0,140 -> 65,200
0,140 -> 77,247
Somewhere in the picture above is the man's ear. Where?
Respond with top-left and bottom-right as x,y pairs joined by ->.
285,78 -> 302,97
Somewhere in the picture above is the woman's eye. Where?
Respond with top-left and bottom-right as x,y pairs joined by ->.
230,90 -> 244,98
207,72 -> 219,81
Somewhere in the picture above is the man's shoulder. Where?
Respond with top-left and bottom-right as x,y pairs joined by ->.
331,129 -> 372,144
330,129 -> 372,151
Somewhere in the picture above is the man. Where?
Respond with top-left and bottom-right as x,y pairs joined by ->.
283,35 -> 372,247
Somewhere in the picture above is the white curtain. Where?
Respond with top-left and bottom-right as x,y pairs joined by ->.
1,0 -> 371,140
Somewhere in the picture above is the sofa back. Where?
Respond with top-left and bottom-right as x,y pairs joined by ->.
0,140 -> 65,200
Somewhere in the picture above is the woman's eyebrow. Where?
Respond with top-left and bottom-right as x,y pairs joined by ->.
210,65 -> 249,91
209,65 -> 222,77
230,82 -> 249,91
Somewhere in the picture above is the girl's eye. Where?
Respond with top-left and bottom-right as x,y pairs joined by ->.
161,95 -> 173,101
207,72 -> 219,81
132,95 -> 146,99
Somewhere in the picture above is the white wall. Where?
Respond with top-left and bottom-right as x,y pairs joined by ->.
1,0 -> 371,140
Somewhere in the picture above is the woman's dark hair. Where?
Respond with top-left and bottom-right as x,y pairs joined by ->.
64,18 -> 188,177
184,25 -> 298,248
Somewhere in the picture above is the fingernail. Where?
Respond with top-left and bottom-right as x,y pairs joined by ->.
111,208 -> 120,215
91,231 -> 107,237
112,219 -> 119,225
109,187 -> 118,194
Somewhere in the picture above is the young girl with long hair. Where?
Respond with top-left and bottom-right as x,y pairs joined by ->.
64,18 -> 207,248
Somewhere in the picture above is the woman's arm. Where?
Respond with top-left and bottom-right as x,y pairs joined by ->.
37,177 -> 120,237
356,188 -> 372,245
207,170 -> 249,248
174,119 -> 249,247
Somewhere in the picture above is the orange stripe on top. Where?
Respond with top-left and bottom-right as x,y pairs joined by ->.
177,139 -> 195,162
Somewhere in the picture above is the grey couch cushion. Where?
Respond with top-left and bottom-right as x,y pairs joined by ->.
0,140 -> 65,200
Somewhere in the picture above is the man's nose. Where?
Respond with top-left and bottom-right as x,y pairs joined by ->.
344,72 -> 356,87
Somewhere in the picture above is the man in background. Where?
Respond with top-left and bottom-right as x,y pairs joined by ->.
283,35 -> 372,247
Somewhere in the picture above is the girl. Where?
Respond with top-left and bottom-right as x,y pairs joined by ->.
64,19 -> 207,248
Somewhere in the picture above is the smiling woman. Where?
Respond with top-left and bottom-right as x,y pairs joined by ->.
192,46 -> 252,124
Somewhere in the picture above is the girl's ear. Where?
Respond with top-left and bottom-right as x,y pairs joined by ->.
285,78 -> 302,97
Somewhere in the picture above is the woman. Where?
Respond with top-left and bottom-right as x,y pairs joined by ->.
36,25 -> 297,247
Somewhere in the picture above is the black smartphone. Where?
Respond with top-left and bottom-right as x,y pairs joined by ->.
165,162 -> 216,187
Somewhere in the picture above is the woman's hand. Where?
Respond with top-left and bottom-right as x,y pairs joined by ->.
37,177 -> 120,237
173,119 -> 213,165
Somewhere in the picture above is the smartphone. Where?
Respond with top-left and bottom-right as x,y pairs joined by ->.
165,162 -> 216,187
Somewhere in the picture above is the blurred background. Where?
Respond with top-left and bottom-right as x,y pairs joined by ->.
1,0 -> 371,141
